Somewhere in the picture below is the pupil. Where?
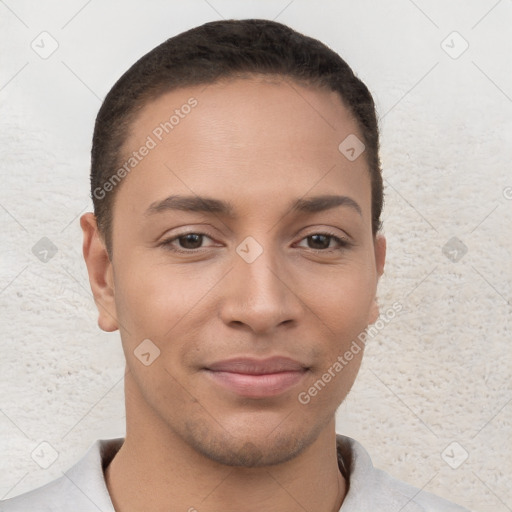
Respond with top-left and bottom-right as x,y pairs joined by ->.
309,234 -> 329,249
181,234 -> 202,249
178,234 -> 332,250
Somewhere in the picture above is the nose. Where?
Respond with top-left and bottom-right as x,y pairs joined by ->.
218,242 -> 304,335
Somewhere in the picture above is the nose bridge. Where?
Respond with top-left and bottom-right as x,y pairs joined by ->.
220,235 -> 301,332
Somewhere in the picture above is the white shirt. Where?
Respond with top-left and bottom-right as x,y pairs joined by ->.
0,435 -> 470,511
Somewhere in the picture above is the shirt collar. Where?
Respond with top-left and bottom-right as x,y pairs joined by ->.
64,437 -> 122,511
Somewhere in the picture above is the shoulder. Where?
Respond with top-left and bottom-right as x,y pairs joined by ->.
337,435 -> 472,512
0,473 -> 91,512
0,438 -> 123,512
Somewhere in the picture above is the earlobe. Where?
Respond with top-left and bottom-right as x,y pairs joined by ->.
80,213 -> 119,332
375,234 -> 386,279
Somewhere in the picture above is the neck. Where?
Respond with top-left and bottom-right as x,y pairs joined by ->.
105,371 -> 347,512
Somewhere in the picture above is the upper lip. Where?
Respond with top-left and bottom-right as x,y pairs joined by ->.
206,356 -> 308,375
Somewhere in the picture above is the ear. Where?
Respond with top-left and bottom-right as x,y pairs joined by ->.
80,212 -> 119,332
368,234 -> 386,325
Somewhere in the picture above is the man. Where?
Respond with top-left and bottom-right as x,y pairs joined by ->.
1,18 -> 470,512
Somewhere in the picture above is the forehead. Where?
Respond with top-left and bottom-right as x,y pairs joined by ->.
116,76 -> 371,221
126,75 -> 361,154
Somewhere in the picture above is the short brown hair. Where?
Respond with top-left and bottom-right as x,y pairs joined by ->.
90,18 -> 383,258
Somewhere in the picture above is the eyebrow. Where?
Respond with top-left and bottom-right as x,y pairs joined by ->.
144,194 -> 362,218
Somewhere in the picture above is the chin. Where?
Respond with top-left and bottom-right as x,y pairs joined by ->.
182,416 -> 326,468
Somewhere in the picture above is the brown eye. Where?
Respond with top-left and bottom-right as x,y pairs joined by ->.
159,232 -> 216,253
177,233 -> 204,249
296,232 -> 351,252
307,234 -> 331,250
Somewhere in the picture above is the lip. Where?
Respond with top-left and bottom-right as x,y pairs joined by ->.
204,357 -> 309,399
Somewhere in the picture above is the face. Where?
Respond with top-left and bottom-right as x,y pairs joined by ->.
82,76 -> 385,467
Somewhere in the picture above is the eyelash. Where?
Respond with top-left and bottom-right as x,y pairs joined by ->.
159,230 -> 352,254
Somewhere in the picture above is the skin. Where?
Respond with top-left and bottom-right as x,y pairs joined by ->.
81,75 -> 386,512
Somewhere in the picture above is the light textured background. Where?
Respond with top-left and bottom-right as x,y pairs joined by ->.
1,1 -> 511,511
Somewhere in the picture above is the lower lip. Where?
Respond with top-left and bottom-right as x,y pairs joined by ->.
204,369 -> 308,398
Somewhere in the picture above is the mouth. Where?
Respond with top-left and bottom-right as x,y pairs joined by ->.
203,356 -> 309,399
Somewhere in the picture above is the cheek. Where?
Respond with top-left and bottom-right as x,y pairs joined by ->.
299,261 -> 376,331
297,262 -> 375,390
113,262 -> 176,344
113,261 -> 220,345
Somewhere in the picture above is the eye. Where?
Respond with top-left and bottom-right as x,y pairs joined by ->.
159,232 -> 216,253
296,232 -> 351,252
159,230 -> 352,254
